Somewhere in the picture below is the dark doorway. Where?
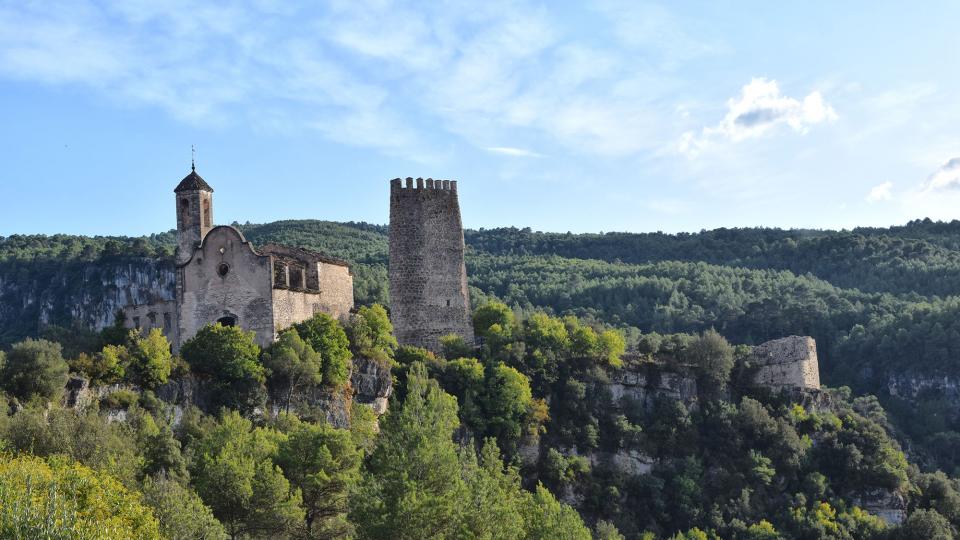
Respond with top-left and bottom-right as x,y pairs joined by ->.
217,316 -> 237,327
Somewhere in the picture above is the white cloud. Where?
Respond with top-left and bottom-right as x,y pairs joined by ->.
485,147 -> 543,158
681,78 -> 838,157
866,181 -> 893,202
922,157 -> 960,193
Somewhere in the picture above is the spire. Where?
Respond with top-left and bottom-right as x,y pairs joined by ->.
174,146 -> 214,193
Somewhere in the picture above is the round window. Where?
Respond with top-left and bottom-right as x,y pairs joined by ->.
217,263 -> 230,277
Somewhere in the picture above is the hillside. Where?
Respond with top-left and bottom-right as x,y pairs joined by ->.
2,219 -> 960,534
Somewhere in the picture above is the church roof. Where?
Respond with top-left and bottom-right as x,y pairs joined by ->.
174,167 -> 214,193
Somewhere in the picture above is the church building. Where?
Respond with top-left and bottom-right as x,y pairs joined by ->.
122,166 -> 354,351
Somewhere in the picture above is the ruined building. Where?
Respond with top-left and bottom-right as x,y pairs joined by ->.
389,177 -> 474,352
122,166 -> 354,350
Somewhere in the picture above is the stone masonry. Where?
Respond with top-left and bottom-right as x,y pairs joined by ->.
389,177 -> 474,352
123,166 -> 354,351
749,335 -> 821,390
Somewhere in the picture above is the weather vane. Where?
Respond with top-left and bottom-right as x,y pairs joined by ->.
191,144 -> 196,172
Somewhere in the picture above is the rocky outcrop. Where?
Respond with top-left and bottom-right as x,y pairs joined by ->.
608,362 -> 698,410
351,356 -> 393,415
749,336 -> 820,390
0,257 -> 175,345
853,489 -> 907,525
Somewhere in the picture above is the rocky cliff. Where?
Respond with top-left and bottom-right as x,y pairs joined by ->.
0,257 -> 175,344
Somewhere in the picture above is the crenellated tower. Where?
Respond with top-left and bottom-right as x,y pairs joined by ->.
173,164 -> 214,266
389,177 -> 474,352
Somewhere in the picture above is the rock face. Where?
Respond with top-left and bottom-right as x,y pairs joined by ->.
749,336 -> 821,390
388,177 -> 474,353
0,258 -> 176,346
854,489 -> 907,525
351,356 -> 393,415
608,363 -> 698,410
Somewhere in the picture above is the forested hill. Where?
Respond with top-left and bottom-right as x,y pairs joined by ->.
2,219 -> 960,475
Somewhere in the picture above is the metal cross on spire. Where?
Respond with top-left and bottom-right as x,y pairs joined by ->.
191,145 -> 196,172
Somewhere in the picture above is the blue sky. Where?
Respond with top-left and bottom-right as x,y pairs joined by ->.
2,1 -> 959,236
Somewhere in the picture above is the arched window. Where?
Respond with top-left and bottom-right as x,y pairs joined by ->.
217,316 -> 236,327
203,199 -> 211,227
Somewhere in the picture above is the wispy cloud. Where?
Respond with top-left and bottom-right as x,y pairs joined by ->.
866,181 -> 894,202
0,1 -> 720,161
680,78 -> 838,157
922,157 -> 960,193
485,147 -> 543,158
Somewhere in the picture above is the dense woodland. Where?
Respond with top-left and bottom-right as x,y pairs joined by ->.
1,220 -> 960,538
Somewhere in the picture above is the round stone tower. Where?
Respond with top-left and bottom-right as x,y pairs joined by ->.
389,177 -> 474,353
173,165 -> 214,266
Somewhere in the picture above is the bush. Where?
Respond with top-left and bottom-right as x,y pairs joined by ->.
0,338 -> 69,401
292,313 -> 352,388
101,389 -> 139,410
0,453 -> 161,539
180,323 -> 265,414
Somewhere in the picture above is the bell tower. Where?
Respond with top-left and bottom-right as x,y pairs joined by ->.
173,163 -> 214,266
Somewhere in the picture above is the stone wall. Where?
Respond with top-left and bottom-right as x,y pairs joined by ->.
123,299 -> 179,346
749,336 -> 821,390
388,177 -> 474,352
178,226 -> 275,349
316,262 -> 354,320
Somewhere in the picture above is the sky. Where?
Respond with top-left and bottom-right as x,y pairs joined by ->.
1,0 -> 960,236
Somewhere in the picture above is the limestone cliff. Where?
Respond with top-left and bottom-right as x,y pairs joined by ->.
0,257 -> 175,344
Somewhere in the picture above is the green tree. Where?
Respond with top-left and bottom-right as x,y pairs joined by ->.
473,301 -> 516,341
263,328 -> 323,412
686,329 -> 735,395
892,509 -> 954,540
440,333 -> 474,359
457,438 -> 526,540
348,304 -> 398,358
351,362 -> 463,539
190,410 -> 304,540
275,417 -> 361,538
0,338 -> 69,401
521,483 -> 592,540
180,323 -> 266,414
482,362 -> 539,455
141,473 -> 227,540
293,313 -> 352,388
128,328 -> 173,389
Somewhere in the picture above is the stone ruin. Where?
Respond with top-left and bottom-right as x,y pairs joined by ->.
748,335 -> 821,390
388,177 -> 474,353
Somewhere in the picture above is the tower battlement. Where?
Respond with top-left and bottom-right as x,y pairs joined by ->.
388,177 -> 474,352
390,177 -> 458,191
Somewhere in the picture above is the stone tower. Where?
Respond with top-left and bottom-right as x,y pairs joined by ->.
174,165 -> 214,266
389,177 -> 474,352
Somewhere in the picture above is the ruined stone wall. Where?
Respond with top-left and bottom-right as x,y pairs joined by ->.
388,177 -> 474,352
317,261 -> 354,320
123,300 -> 178,345
177,226 -> 275,349
749,335 -> 821,390
271,289 -> 321,336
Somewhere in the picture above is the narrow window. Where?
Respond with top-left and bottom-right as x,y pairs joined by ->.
203,199 -> 211,227
446,299 -> 451,307
163,312 -> 171,329
133,316 -> 141,328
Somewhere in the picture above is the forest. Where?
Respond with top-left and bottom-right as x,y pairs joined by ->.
1,219 -> 960,538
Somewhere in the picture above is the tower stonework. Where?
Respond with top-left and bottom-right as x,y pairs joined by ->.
389,177 -> 474,352
174,166 -> 214,266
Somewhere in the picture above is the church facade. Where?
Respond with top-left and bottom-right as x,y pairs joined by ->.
122,166 -> 354,351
